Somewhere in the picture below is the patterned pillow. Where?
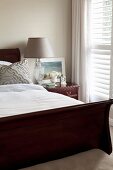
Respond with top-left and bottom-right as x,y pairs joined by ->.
0,59 -> 32,85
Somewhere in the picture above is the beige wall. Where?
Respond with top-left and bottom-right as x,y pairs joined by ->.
0,0 -> 72,81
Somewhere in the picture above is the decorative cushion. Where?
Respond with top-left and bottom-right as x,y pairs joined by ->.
0,59 -> 32,85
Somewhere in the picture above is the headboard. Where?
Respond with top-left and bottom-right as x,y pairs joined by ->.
0,48 -> 21,63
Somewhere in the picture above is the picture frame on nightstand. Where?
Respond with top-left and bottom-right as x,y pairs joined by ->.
37,58 -> 66,85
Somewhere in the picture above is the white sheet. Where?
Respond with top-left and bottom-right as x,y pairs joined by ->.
0,84 -> 83,118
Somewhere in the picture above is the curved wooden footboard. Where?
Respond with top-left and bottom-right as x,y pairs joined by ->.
0,99 -> 112,170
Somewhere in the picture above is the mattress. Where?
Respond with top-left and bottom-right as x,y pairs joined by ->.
0,84 -> 83,118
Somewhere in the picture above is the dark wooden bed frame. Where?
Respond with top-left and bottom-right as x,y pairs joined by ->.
0,48 -> 113,170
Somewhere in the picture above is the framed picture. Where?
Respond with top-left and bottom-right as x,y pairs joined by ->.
37,58 -> 65,84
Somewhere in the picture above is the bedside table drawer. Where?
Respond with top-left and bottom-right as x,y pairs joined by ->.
60,86 -> 78,99
46,84 -> 79,99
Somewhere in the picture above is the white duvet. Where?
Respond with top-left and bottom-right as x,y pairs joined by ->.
0,84 -> 82,118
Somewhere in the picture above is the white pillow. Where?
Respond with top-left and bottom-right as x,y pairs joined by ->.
0,61 -> 12,65
0,59 -> 32,85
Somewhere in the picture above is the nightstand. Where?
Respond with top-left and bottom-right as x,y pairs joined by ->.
46,83 -> 79,100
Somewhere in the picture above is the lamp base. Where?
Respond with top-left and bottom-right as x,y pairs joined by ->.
34,60 -> 44,84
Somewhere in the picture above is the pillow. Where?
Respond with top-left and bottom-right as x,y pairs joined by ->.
0,61 -> 12,65
0,59 -> 32,85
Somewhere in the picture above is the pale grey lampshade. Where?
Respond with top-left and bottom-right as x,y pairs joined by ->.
24,37 -> 54,58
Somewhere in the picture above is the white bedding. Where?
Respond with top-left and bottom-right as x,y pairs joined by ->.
0,84 -> 83,118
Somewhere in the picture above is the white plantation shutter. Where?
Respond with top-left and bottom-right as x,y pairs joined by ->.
89,0 -> 112,101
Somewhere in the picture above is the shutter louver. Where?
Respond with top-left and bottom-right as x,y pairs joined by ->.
89,0 -> 112,101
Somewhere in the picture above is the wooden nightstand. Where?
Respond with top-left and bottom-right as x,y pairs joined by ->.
46,83 -> 79,100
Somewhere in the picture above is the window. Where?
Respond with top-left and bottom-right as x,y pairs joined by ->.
89,0 -> 112,101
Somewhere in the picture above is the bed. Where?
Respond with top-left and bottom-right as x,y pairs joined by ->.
0,48 -> 112,170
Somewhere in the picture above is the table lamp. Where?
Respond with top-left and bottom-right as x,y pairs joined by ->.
24,37 -> 54,84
